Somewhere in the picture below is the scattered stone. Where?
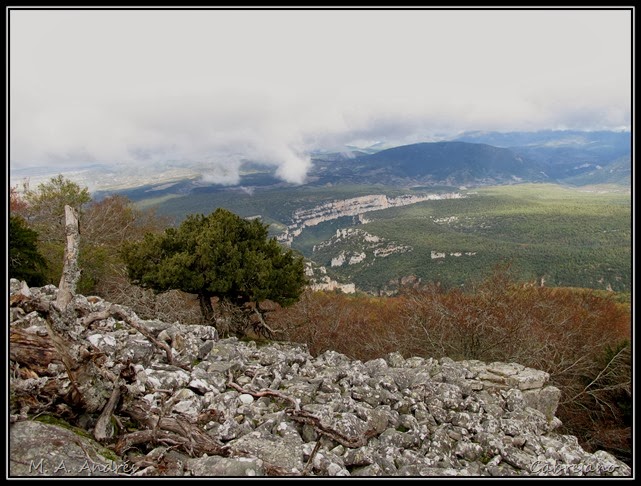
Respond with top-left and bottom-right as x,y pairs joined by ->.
8,279 -> 630,478
186,456 -> 264,476
239,394 -> 255,405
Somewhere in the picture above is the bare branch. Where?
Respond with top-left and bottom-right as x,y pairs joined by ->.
567,345 -> 630,404
288,409 -> 377,449
82,304 -> 184,369
226,370 -> 300,411
94,381 -> 122,441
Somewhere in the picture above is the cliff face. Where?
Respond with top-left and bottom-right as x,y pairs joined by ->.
8,280 -> 630,477
315,228 -> 412,269
277,192 -> 464,245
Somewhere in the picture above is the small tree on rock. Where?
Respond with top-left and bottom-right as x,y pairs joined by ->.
121,208 -> 307,334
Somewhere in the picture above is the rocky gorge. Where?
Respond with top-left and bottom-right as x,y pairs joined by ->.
8,279 -> 630,477
277,192 -> 464,246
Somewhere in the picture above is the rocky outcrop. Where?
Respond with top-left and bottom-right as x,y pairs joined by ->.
314,228 -> 412,274
10,421 -> 130,477
304,263 -> 356,294
9,280 -> 630,477
277,192 -> 464,245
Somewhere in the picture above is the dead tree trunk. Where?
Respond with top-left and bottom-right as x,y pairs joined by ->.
32,204 -> 115,413
9,204 -> 230,457
9,327 -> 58,375
56,205 -> 81,311
38,204 -> 91,408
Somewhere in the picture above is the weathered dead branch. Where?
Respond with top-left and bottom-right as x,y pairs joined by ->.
226,370 -> 300,411
116,399 -> 229,458
82,304 -> 182,368
94,382 -> 122,441
9,327 -> 58,374
225,370 -> 377,449
287,409 -> 377,449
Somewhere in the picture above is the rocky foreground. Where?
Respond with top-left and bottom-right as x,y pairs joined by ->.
9,280 -> 630,477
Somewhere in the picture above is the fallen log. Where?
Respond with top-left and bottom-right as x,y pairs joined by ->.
9,327 -> 58,374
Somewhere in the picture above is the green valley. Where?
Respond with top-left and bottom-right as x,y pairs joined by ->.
307,184 -> 631,293
131,182 -> 630,294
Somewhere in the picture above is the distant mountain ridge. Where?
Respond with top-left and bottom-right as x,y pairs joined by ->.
560,155 -> 631,186
314,141 -> 542,186
12,130 -> 631,197
453,130 -> 631,182
310,130 -> 630,187
453,129 -> 630,150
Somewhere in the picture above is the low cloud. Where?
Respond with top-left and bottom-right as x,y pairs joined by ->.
9,9 -> 631,184
200,158 -> 242,186
9,86 -> 631,187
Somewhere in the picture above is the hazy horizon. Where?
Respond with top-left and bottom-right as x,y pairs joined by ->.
9,8 -> 632,185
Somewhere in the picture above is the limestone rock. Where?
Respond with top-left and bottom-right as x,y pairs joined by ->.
8,280 -> 631,478
186,456 -> 264,476
10,421 -> 127,477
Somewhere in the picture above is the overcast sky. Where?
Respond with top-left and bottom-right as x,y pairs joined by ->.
9,8 -> 632,184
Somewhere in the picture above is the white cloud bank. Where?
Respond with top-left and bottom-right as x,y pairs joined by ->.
9,9 -> 632,184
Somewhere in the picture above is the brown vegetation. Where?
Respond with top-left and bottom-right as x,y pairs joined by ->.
269,268 -> 632,464
9,176 -> 631,465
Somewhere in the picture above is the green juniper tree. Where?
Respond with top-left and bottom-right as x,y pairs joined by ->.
121,208 -> 306,330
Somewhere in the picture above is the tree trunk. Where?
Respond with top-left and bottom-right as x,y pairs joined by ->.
56,205 -> 81,311
9,327 -> 58,375
252,305 -> 278,339
35,205 -> 115,413
198,291 -> 215,323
